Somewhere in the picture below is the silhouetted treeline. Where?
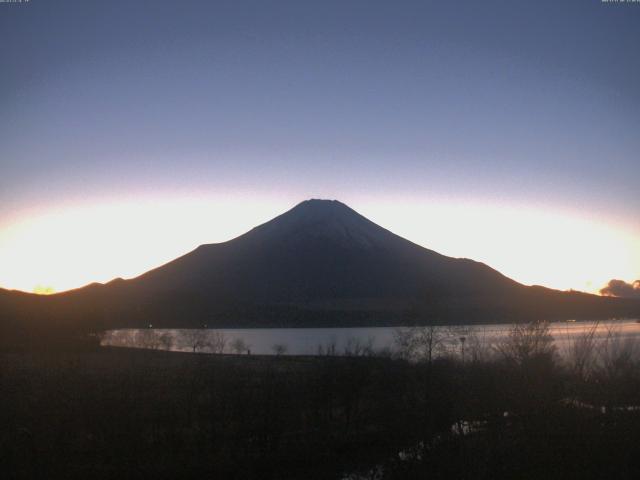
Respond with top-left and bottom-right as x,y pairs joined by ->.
3,334 -> 640,479
3,282 -> 640,344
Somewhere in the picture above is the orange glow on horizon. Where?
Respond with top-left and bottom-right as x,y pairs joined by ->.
0,196 -> 638,296
0,196 -> 288,294
359,200 -> 640,295
33,285 -> 56,295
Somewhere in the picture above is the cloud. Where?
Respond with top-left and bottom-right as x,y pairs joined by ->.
599,279 -> 640,299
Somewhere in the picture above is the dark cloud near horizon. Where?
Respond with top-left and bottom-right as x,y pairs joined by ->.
600,279 -> 640,299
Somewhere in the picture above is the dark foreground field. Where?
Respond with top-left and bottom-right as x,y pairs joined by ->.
3,345 -> 640,479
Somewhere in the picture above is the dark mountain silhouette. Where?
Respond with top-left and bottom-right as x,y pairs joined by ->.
1,199 -> 639,346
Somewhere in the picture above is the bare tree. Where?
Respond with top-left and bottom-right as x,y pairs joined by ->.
393,325 -> 448,364
462,327 -> 493,363
343,336 -> 375,357
562,322 -> 640,410
317,337 -> 337,356
438,326 -> 467,360
596,323 -> 639,381
210,331 -> 227,354
183,329 -> 211,353
494,320 -> 556,366
562,321 -> 599,381
230,337 -> 248,354
272,343 -> 288,356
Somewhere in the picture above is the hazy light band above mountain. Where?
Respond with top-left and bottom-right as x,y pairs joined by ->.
1,1 -> 638,294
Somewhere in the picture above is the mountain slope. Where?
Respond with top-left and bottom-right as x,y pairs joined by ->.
132,199 -> 520,304
1,199 -> 639,342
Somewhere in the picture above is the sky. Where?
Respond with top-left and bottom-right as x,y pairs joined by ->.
0,0 -> 639,294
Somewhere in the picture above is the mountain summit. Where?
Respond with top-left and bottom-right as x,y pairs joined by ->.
243,199 -> 400,250
2,199 -> 640,337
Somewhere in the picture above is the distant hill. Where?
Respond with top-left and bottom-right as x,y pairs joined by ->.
1,199 -> 639,346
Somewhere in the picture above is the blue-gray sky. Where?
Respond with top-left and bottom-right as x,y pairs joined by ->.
1,0 -> 639,293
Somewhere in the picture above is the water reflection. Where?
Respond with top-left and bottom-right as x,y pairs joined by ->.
102,319 -> 640,359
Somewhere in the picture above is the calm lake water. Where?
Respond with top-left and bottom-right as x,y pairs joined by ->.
102,319 -> 640,358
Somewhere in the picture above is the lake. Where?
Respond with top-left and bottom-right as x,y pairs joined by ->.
102,319 -> 640,359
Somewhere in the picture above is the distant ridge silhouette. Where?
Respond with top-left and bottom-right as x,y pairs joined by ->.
2,199 -> 640,345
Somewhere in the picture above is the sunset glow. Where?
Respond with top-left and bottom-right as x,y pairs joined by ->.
1,195 -> 637,295
1,0 -> 639,297
3,2 -> 640,477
